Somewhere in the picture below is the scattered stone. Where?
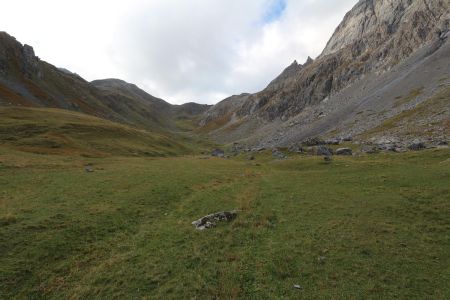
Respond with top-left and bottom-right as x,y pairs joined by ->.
360,145 -> 378,154
336,148 -> 353,156
342,136 -> 353,142
84,164 -> 94,173
288,144 -> 303,153
314,146 -> 333,156
408,140 -> 426,151
293,284 -> 302,290
377,143 -> 396,152
393,147 -> 407,153
211,149 -> 225,157
303,137 -> 326,146
272,149 -> 287,159
317,256 -> 327,264
191,211 -> 238,230
251,147 -> 266,152
325,138 -> 341,145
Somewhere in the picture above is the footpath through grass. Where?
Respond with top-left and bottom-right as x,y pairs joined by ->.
0,148 -> 449,299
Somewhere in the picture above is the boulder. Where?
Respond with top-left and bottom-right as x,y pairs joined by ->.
342,136 -> 353,142
211,149 -> 225,157
313,146 -> 333,156
325,138 -> 341,145
191,211 -> 238,230
361,145 -> 379,154
272,150 -> 287,159
377,143 -> 396,152
408,141 -> 426,151
288,144 -> 303,153
336,148 -> 353,156
303,137 -> 326,146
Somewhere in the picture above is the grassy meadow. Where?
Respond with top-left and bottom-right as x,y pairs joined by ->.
1,145 -> 449,299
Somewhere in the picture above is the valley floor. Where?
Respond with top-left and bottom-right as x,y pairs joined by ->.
1,148 -> 449,299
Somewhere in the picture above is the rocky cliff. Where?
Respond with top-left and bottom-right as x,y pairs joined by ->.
201,0 -> 450,146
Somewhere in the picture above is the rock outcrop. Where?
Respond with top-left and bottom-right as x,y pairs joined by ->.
191,211 -> 238,230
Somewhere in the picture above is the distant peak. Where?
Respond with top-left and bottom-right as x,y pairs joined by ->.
304,56 -> 314,66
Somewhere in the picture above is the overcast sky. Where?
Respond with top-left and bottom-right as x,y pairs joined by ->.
1,0 -> 357,104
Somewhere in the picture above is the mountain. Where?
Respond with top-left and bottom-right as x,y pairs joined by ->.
0,32 -> 209,132
201,0 -> 450,147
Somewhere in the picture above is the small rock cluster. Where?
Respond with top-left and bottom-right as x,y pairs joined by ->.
191,211 -> 238,230
211,149 -> 225,157
272,149 -> 287,159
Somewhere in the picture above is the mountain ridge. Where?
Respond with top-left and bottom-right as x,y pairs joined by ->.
0,31 -> 210,132
200,0 -> 450,147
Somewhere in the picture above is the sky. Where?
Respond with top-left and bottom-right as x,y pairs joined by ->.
0,0 -> 357,104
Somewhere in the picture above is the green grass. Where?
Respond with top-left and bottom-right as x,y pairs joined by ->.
0,107 -> 213,157
393,87 -> 424,108
1,147 -> 449,299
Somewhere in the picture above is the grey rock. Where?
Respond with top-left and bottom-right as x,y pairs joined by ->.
325,138 -> 341,145
313,146 -> 333,156
342,136 -> 353,142
317,256 -> 327,264
408,141 -> 426,151
272,150 -> 287,159
440,30 -> 450,40
378,144 -> 396,152
288,144 -> 303,153
303,137 -> 326,146
211,149 -> 225,157
192,211 -> 238,230
336,148 -> 353,156
360,145 -> 379,154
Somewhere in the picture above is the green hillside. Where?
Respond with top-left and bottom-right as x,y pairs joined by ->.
0,107 -> 209,157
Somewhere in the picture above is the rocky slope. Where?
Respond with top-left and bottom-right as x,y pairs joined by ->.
0,32 -> 209,132
201,0 -> 450,147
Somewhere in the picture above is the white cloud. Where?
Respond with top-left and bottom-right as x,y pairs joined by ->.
0,0 -> 357,104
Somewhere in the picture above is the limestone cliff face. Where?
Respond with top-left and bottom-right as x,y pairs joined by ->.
201,0 -> 450,126
322,0 -> 450,56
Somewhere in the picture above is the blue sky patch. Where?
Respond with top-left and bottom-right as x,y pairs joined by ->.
263,0 -> 287,23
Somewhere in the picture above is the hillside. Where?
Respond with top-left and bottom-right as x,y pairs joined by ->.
0,32 -> 209,133
201,0 -> 450,147
0,107 -> 208,157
